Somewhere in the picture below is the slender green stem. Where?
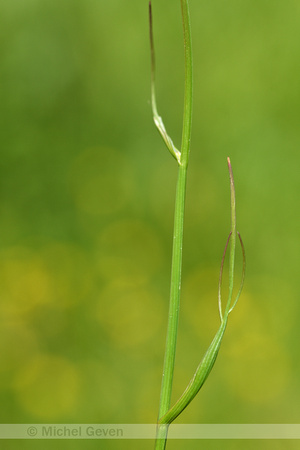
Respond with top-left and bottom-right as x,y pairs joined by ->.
150,1 -> 244,446
157,166 -> 187,419
180,0 -> 193,169
154,1 -> 193,448
155,166 -> 187,450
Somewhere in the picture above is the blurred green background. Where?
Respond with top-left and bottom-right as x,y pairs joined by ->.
0,0 -> 299,449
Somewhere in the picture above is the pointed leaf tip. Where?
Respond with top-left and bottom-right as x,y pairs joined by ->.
149,2 -> 154,54
227,157 -> 234,185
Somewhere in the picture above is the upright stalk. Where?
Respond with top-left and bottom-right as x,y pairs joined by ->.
155,0 -> 193,448
157,166 -> 187,417
149,2 -> 244,447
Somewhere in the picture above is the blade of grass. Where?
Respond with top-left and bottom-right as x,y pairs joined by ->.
158,159 -> 246,426
149,2 -> 181,164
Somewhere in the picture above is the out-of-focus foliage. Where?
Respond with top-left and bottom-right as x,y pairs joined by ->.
0,0 -> 299,449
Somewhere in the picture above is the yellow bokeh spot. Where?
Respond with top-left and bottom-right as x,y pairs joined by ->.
78,360 -> 124,420
39,242 -> 93,308
97,219 -> 164,282
223,331 -> 291,404
134,366 -> 162,422
0,247 -> 52,316
0,243 -> 93,317
0,320 -> 38,377
13,354 -> 80,419
182,270 -> 292,404
182,267 -> 221,341
68,146 -> 134,216
247,275 -> 297,338
220,276 -> 295,404
95,280 -> 165,348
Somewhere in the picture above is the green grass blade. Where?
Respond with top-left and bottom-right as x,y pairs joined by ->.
158,158 -> 245,426
149,2 -> 181,164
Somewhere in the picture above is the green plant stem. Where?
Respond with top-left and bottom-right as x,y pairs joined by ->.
180,0 -> 193,169
151,0 -> 245,446
157,166 -> 187,419
155,0 -> 192,448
